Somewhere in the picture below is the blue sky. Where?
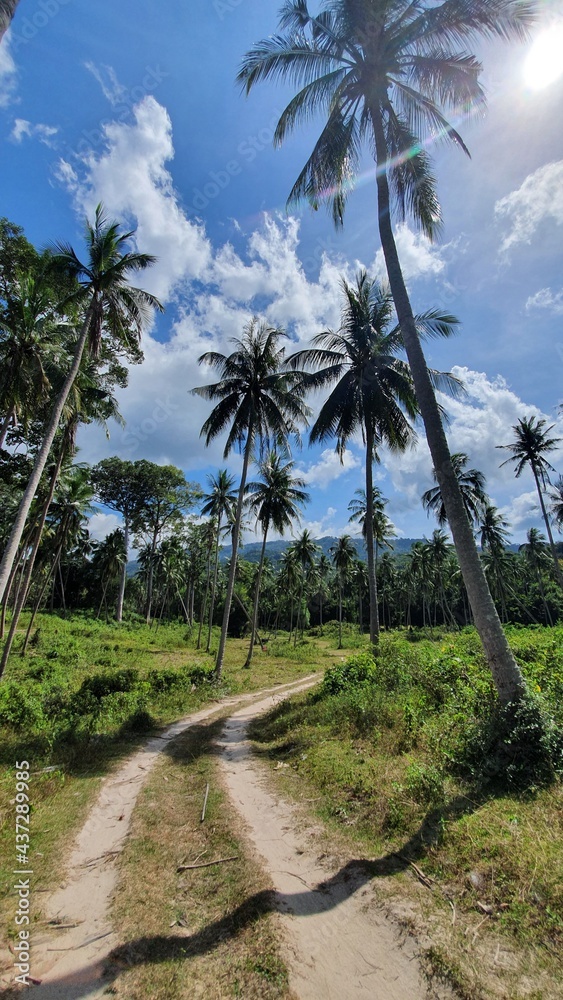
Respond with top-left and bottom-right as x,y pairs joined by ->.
2,0 -> 563,546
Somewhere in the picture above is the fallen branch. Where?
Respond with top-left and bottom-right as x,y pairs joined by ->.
394,853 -> 434,889
177,855 -> 238,872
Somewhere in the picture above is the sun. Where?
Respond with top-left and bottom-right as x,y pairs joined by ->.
524,25 -> 563,90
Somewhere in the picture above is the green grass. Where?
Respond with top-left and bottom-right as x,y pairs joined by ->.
249,626 -> 563,1000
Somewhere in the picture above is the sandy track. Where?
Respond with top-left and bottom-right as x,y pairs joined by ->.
218,694 -> 436,1000
6,673 -> 447,998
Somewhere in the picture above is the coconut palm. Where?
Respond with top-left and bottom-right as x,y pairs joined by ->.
478,504 -> 511,555
200,469 -> 238,652
289,271 -> 459,652
93,529 -> 126,621
348,487 -> 396,563
239,0 -> 531,703
499,416 -> 563,591
330,534 -> 357,649
277,546 -> 301,638
0,1 -> 20,42
422,453 -> 489,528
244,453 -> 309,667
289,528 -> 319,644
192,318 -> 310,678
0,205 -> 161,613
548,476 -> 563,533
519,527 -> 554,625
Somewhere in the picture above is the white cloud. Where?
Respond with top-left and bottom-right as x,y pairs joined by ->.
372,224 -> 448,284
383,367 -> 563,524
495,161 -> 563,253
11,118 -> 58,145
0,31 -> 17,107
525,287 -> 563,315
499,491 -> 538,535
299,448 -> 361,489
57,97 -> 213,303
88,511 -> 122,542
84,62 -> 128,107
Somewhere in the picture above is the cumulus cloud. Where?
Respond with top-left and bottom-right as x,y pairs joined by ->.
525,287 -> 563,315
88,511 -> 122,542
298,448 -> 361,489
11,118 -> 58,145
372,223 -> 448,284
495,161 -> 563,253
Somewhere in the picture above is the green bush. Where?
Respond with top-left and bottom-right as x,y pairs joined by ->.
0,681 -> 44,729
321,652 -> 377,696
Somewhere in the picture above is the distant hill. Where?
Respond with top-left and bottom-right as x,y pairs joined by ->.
220,535 -> 427,565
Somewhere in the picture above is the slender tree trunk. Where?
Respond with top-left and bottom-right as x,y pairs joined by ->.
206,517 -> 222,652
197,546 -> 213,649
0,405 -> 15,450
245,525 -> 268,669
371,107 -> 524,705
0,448 -> 65,673
145,525 -> 159,625
338,580 -> 343,650
365,427 -> 380,650
532,465 -> 563,591
214,427 -> 253,680
116,517 -> 129,622
0,306 -> 94,611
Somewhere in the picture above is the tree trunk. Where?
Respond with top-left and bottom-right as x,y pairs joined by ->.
116,517 -> 129,622
0,306 -> 94,611
371,106 -> 524,706
206,516 -> 222,652
245,525 -> 268,668
0,404 -> 15,450
338,580 -> 343,650
197,546 -> 213,649
214,427 -> 253,680
365,426 -> 380,651
145,524 -> 159,625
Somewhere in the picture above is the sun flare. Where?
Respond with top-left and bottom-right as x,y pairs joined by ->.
524,25 -> 563,90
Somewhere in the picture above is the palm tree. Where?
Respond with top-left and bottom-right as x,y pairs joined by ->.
93,529 -> 126,620
244,453 -> 309,666
0,274 -> 60,450
548,477 -> 563,533
499,417 -> 563,591
478,504 -> 511,555
289,528 -> 319,644
348,487 -> 396,563
289,271 -> 459,652
192,318 -> 310,678
200,469 -> 238,652
519,527 -> 554,625
0,205 -> 161,612
330,534 -> 357,649
277,546 -> 301,638
239,0 -> 531,704
422,453 -> 489,528
0,1 -> 20,42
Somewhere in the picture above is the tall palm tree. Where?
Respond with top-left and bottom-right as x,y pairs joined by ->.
289,528 -> 319,644
330,534 -> 357,649
519,527 -> 554,625
289,270 -> 459,651
93,529 -> 126,621
0,1 -> 20,42
239,0 -> 532,704
192,318 -> 310,678
422,453 -> 489,528
200,469 -> 238,652
548,476 -> 563,533
277,546 -> 301,638
244,453 -> 309,667
478,504 -> 511,555
499,416 -> 563,591
0,205 -> 161,612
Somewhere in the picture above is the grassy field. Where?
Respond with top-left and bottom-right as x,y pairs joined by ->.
1,616 -> 562,998
249,623 -> 563,1000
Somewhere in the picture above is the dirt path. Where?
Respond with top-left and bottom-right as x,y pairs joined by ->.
218,694 -> 443,1000
21,677 -> 317,999
19,675 -> 447,999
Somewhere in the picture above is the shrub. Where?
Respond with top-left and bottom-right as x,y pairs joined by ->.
321,652 -> 377,696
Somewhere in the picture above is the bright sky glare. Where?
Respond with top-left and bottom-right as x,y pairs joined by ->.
523,24 -> 563,90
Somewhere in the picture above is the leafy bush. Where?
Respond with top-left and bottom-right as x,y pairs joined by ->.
0,681 -> 44,729
321,652 -> 377,695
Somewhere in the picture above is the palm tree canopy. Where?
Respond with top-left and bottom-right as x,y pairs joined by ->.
548,476 -> 563,531
50,203 -> 163,357
192,317 -> 311,458
288,271 -> 462,458
246,452 -> 310,537
478,504 -> 511,553
290,527 -> 320,572
422,452 -> 489,526
238,0 -> 534,233
330,533 -> 357,578
200,469 -> 238,527
348,486 -> 396,548
498,416 -> 561,488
